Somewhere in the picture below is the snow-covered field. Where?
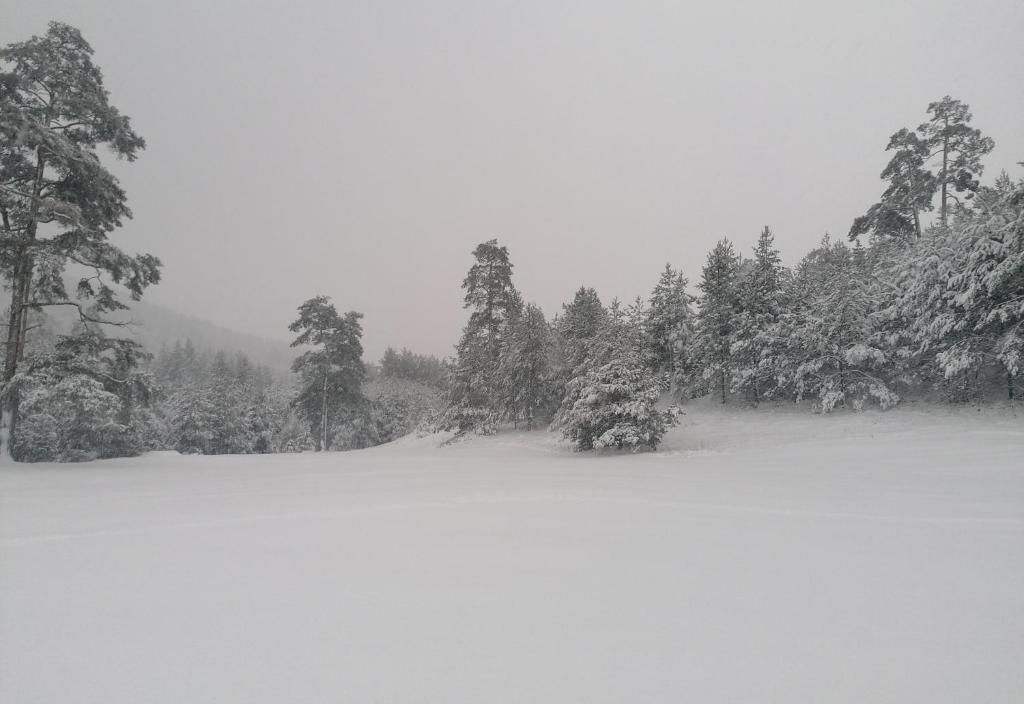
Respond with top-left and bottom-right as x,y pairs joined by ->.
2,404 -> 1022,703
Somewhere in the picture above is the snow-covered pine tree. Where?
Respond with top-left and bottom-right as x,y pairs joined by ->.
0,23 -> 161,455
380,347 -> 447,388
644,264 -> 696,394
917,97 -> 995,228
11,332 -> 155,461
692,239 -> 741,403
776,236 -> 896,411
170,387 -> 218,455
497,302 -> 559,429
850,128 -> 936,243
731,227 -> 789,402
288,296 -> 367,451
206,351 -> 254,454
558,287 -> 607,367
442,239 -> 519,434
880,172 -> 1023,400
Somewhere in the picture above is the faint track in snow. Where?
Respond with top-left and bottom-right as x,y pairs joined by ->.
3,491 -> 1021,548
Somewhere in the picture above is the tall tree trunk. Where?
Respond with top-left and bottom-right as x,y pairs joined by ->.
940,125 -> 949,228
2,148 -> 45,457
320,370 -> 329,451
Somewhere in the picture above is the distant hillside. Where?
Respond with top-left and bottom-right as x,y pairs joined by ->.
44,299 -> 295,376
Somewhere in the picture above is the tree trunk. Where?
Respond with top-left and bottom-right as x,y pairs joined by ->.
838,358 -> 846,404
940,126 -> 949,228
2,148 -> 45,457
320,370 -> 329,451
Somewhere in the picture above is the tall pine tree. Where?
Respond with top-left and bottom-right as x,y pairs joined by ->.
693,239 -> 741,403
442,239 -> 519,433
289,296 -> 366,451
0,23 -> 160,454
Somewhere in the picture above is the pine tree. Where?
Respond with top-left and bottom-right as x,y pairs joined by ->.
918,96 -> 995,228
881,173 -> 1023,399
497,303 -> 558,429
644,265 -> 695,392
558,286 -> 607,367
851,129 -> 936,242
554,301 -> 676,451
442,239 -> 519,433
11,331 -> 155,461
0,23 -> 160,453
732,227 -> 788,402
693,239 -> 741,403
289,296 -> 367,451
776,237 -> 896,410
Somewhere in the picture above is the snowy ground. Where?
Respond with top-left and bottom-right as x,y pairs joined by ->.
2,404 -> 1022,703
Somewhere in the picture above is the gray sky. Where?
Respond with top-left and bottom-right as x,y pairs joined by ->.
4,0 -> 1023,360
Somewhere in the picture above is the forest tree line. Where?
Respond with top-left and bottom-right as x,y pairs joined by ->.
1,23 -> 1020,461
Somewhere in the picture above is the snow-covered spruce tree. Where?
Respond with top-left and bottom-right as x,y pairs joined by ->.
441,239 -> 519,434
497,302 -> 560,429
289,296 -> 367,451
730,227 -> 789,402
880,173 -> 1023,400
692,239 -> 741,403
0,23 -> 160,454
644,264 -> 696,395
776,237 -> 897,411
554,300 -> 677,451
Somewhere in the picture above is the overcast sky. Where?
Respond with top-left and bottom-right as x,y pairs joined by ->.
4,0 -> 1023,359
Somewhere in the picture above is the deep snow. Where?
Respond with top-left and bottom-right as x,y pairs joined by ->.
2,404 -> 1022,703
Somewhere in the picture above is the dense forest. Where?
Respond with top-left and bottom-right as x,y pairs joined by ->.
1,23 -> 1021,461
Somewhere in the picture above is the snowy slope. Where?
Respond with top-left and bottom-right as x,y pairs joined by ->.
2,405 -> 1022,703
